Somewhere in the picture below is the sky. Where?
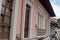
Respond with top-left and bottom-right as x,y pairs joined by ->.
50,0 -> 60,18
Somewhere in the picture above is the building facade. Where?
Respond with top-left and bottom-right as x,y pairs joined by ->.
50,18 -> 58,40
0,0 -> 55,40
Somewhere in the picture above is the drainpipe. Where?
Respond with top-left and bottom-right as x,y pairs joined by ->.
20,0 -> 23,40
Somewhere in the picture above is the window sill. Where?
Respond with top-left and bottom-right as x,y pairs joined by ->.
37,35 -> 46,38
21,35 -> 46,40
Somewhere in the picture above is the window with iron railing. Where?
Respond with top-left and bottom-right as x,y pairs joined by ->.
37,29 -> 46,36
37,13 -> 46,36
38,13 -> 43,29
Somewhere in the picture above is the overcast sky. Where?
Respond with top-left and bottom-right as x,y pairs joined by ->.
50,0 -> 60,18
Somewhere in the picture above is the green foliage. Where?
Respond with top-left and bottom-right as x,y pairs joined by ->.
57,18 -> 60,26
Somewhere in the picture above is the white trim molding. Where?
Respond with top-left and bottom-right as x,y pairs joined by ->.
10,0 -> 19,40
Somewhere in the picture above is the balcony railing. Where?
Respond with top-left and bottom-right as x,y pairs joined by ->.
16,29 -> 46,40
16,35 -> 49,40
37,29 -> 46,36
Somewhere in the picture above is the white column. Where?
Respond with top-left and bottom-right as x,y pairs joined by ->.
10,0 -> 19,40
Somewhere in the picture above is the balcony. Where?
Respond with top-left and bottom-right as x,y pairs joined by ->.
16,36 -> 46,40
37,29 -> 46,36
16,29 -> 46,40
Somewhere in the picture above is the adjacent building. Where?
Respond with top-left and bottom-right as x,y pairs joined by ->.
50,18 -> 58,40
0,0 -> 55,40
50,18 -> 60,40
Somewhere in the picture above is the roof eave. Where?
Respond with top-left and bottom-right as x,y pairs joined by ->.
39,0 -> 56,17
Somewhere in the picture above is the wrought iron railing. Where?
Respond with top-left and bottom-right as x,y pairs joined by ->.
16,29 -> 46,40
16,36 -> 50,40
37,29 -> 46,36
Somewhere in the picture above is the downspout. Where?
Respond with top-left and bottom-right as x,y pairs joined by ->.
20,0 -> 23,40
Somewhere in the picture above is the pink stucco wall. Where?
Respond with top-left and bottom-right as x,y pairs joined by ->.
16,0 -> 26,38
16,0 -> 22,36
31,0 -> 38,38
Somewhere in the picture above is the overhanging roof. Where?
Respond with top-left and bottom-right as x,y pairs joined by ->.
39,0 -> 56,17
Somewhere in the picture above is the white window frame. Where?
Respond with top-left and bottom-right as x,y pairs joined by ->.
23,0 -> 33,39
38,13 -> 43,29
10,0 -> 19,40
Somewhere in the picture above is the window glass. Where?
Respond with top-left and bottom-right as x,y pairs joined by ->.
1,6 -> 5,15
4,27 -> 9,32
0,27 -> 2,32
24,4 -> 31,38
5,8 -> 11,16
0,16 -> 3,23
7,0 -> 13,2
2,0 -> 7,6
4,16 -> 10,24
38,13 -> 43,29
0,0 -> 13,40
5,2 -> 11,8
37,13 -> 44,36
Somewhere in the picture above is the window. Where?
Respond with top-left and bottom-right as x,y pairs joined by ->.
0,0 -> 13,40
1,6 -> 5,15
1,0 -> 13,24
37,13 -> 45,36
7,0 -> 13,2
5,8 -> 11,16
38,13 -> 43,29
2,0 -> 7,6
24,4 -> 31,38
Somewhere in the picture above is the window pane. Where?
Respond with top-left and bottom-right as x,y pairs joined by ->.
0,27 -> 3,39
5,8 -> 11,16
5,2 -> 11,8
0,16 -> 2,23
2,0 -> 7,6
3,32 -> 9,39
0,16 -> 4,23
4,16 -> 10,24
4,27 -> 9,32
24,4 -> 31,38
0,27 -> 3,32
7,0 -> 13,2
0,0 -> 13,39
38,13 -> 43,29
41,16 -> 43,29
0,33 -> 2,39
1,6 -> 5,15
